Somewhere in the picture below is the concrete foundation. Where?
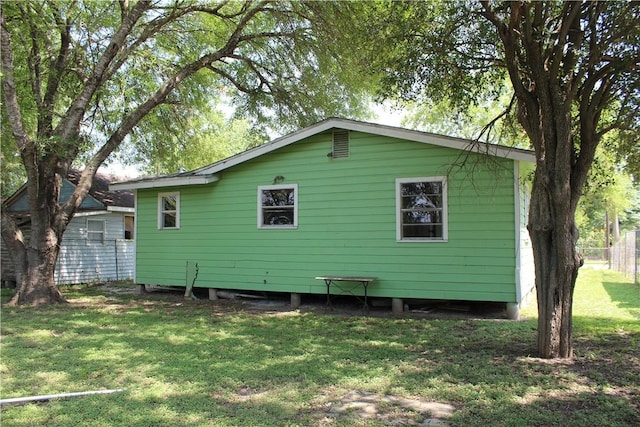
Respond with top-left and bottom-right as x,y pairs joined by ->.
392,298 -> 404,314
506,302 -> 520,320
208,289 -> 219,300
291,293 -> 301,309
137,284 -> 146,294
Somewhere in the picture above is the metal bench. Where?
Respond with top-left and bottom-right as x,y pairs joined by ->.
315,276 -> 377,312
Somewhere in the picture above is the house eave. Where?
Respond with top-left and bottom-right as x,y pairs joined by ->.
108,118 -> 536,190
195,118 -> 536,176
109,174 -> 219,191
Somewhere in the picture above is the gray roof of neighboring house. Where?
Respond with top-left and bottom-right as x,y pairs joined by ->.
3,169 -> 134,213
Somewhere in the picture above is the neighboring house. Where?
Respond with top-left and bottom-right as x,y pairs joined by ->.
112,118 -> 535,318
1,170 -> 135,286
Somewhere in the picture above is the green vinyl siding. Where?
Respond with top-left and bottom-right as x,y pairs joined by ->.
136,130 -> 519,302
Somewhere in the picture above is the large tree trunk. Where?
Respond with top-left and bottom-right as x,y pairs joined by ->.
8,244 -> 66,306
3,168 -> 69,306
528,173 -> 582,358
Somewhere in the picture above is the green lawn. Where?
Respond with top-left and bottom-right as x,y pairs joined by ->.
1,268 -> 638,426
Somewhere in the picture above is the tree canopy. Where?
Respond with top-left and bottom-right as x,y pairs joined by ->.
358,0 -> 639,358
1,0 -> 372,185
0,0 -> 374,306
363,1 -> 639,162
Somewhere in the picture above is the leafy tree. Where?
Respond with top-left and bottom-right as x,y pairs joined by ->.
401,86 -> 527,147
0,0 -> 371,306
0,131 -> 25,198
126,107 -> 265,175
361,1 -> 640,358
577,169 -> 635,245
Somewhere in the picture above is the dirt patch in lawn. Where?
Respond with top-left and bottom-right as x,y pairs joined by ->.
320,390 -> 454,426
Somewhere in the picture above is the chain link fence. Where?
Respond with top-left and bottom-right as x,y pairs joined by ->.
610,230 -> 639,284
578,240 -> 609,269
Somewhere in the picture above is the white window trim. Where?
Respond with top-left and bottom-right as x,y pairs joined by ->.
158,192 -> 180,230
257,184 -> 298,229
396,177 -> 448,242
86,218 -> 106,244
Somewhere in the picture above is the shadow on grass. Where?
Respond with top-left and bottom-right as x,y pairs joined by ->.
603,280 -> 640,320
2,290 -> 639,426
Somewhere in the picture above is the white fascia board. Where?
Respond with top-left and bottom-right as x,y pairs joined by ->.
109,174 -> 219,191
74,210 -> 108,217
107,206 -> 135,213
333,119 -> 537,163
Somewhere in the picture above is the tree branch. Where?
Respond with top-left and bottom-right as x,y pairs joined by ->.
60,0 -> 269,217
547,1 -> 582,82
476,93 -> 517,142
54,0 -> 152,143
0,13 -> 33,155
40,3 -> 72,138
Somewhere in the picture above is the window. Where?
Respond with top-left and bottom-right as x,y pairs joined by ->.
258,184 -> 298,228
396,177 -> 447,241
124,215 -> 135,239
87,219 -> 105,244
158,192 -> 180,229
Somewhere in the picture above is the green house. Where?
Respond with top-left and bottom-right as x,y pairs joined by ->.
112,118 -> 536,318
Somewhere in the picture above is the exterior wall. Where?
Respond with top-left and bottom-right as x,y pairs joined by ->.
55,212 -> 135,284
2,212 -> 135,285
136,130 -> 520,302
1,219 -> 29,285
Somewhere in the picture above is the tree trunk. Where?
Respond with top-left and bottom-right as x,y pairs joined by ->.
3,168 -> 69,306
528,172 -> 582,358
7,244 -> 66,306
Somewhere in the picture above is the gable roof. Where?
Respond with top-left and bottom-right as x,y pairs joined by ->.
4,169 -> 134,213
111,117 -> 536,191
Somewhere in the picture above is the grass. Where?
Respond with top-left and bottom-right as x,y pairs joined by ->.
1,268 -> 638,426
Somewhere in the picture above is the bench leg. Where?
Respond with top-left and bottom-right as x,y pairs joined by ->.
362,281 -> 370,313
325,280 -> 332,310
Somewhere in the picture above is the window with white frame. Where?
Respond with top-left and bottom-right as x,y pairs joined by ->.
158,192 -> 180,229
87,219 -> 105,243
258,184 -> 298,228
396,177 -> 447,241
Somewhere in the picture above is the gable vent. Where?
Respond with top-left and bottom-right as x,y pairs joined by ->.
332,130 -> 350,158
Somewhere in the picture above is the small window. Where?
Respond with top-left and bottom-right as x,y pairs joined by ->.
158,192 -> 180,229
396,177 -> 447,241
124,215 -> 135,240
258,184 -> 298,228
87,219 -> 105,244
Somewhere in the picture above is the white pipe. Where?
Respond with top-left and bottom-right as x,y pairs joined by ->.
0,388 -> 125,406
